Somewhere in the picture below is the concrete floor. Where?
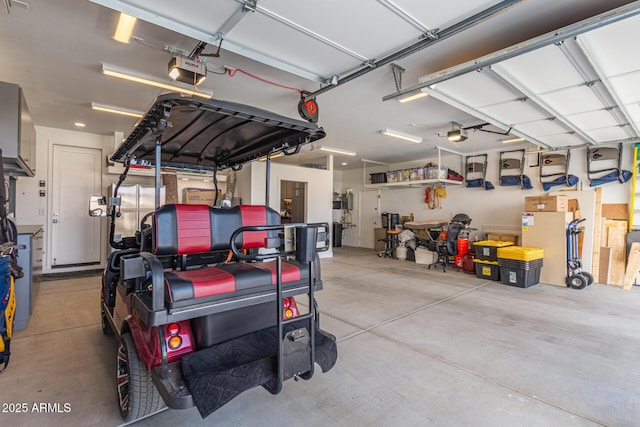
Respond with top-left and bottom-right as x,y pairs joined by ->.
2,246 -> 640,426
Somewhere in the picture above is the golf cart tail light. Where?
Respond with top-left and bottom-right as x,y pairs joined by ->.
283,298 -> 291,309
168,335 -> 182,349
284,308 -> 294,319
167,323 -> 180,336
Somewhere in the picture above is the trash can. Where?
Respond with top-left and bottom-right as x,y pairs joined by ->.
332,222 -> 343,247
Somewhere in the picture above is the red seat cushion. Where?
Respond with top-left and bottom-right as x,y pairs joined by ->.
165,268 -> 236,302
163,261 -> 309,305
252,261 -> 302,284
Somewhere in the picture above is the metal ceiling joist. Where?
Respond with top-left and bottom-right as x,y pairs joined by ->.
389,1 -> 640,101
421,85 -> 552,150
246,1 -> 370,63
558,38 -> 639,139
88,0 -> 327,83
214,0 -> 257,42
376,0 -> 434,37
575,36 -> 640,137
485,66 -> 597,146
307,0 -> 524,99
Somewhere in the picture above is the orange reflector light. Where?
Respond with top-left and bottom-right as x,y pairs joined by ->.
284,308 -> 294,319
168,335 -> 182,349
167,323 -> 180,336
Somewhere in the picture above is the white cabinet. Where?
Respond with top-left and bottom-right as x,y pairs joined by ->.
0,81 -> 36,176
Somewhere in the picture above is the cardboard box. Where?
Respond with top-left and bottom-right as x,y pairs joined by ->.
183,188 -> 219,206
486,233 -> 520,246
525,195 -> 568,212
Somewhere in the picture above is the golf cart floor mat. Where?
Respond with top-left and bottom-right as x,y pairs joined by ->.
181,319 -> 337,418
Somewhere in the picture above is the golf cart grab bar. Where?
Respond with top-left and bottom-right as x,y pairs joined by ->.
229,222 -> 330,262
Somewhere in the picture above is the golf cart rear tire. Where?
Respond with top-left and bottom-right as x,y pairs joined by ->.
117,333 -> 165,422
581,271 -> 594,286
567,274 -> 588,290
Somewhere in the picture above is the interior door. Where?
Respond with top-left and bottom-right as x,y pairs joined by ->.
51,145 -> 102,267
359,190 -> 380,248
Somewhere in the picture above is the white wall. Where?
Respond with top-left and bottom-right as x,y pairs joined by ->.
238,161 -> 334,257
15,126 -> 226,273
336,144 -> 633,248
15,126 -> 114,273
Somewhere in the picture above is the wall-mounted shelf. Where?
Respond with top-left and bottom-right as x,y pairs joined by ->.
362,146 -> 464,189
365,178 -> 463,189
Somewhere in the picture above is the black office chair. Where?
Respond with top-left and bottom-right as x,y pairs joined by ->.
428,221 -> 465,272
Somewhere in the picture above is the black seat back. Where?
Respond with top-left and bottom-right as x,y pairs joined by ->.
445,222 -> 464,256
149,204 -> 281,256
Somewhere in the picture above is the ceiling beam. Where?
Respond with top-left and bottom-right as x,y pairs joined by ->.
574,36 -> 640,138
88,0 -> 328,83
387,1 -> 640,101
247,1 -> 370,63
485,66 -> 597,146
307,0 -> 525,98
421,85 -> 552,150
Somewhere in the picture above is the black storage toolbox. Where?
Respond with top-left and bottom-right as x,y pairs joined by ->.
497,258 -> 543,288
474,259 -> 500,281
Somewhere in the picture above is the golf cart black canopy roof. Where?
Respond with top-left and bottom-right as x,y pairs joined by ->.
110,94 -> 326,171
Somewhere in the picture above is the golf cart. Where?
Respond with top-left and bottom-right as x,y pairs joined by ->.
89,94 -> 337,421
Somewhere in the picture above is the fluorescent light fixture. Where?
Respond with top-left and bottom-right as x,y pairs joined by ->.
91,102 -> 143,118
341,162 -> 348,166
447,129 -> 468,142
381,129 -> 422,143
259,153 -> 285,161
502,137 -> 525,144
319,146 -> 357,156
113,13 -> 137,44
398,91 -> 428,103
74,122 -> 86,127
361,159 -> 389,165
102,64 -> 213,99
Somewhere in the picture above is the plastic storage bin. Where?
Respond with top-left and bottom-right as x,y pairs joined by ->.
426,165 -> 447,179
497,258 -> 543,288
410,167 -> 425,181
473,240 -> 514,262
497,246 -> 544,261
386,170 -> 399,183
414,247 -> 432,264
474,259 -> 500,280
370,172 -> 387,184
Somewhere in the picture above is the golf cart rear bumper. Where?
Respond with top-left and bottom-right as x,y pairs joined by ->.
151,361 -> 194,410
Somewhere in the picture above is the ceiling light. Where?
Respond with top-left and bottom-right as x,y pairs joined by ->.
113,13 -> 137,44
447,129 -> 468,142
259,153 -> 285,161
102,64 -> 213,99
398,91 -> 428,103
168,56 -> 207,86
91,102 -> 143,118
341,162 -> 348,166
502,137 -> 525,144
74,122 -> 85,127
381,129 -> 422,143
319,146 -> 357,156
